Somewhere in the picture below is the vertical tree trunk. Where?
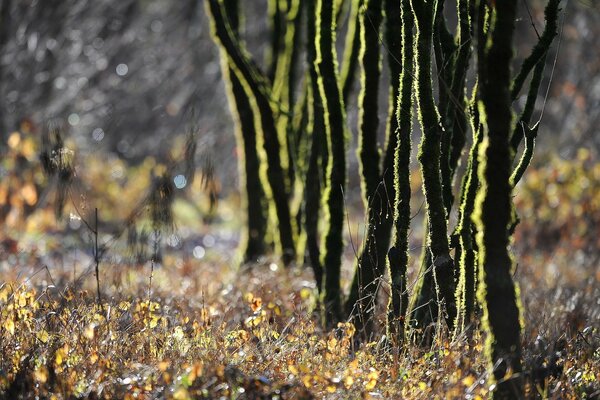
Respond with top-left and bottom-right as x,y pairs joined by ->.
272,0 -> 303,197
340,0 -> 362,107
315,0 -> 347,326
303,0 -> 326,293
218,0 -> 268,264
266,0 -> 284,83
345,0 -> 384,337
474,0 -> 523,397
386,0 -> 413,344
411,0 -> 473,338
454,89 -> 482,334
411,0 -> 456,332
206,0 -> 296,265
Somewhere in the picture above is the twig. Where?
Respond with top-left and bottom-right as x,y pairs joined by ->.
94,207 -> 101,304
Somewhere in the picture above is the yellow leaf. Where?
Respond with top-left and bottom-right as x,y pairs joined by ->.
327,337 -> 338,351
418,381 -> 428,391
55,351 -> 63,366
21,183 -> 37,206
302,375 -> 312,388
7,132 -> 20,149
34,366 -> 48,383
344,375 -> 354,389
326,385 -> 336,393
300,288 -> 312,300
18,293 -> 27,307
462,375 -> 476,386
37,329 -> 49,343
0,286 -> 8,302
348,358 -> 359,370
250,297 -> 262,312
172,387 -> 190,400
245,315 -> 263,327
21,138 -> 36,159
84,324 -> 95,339
367,370 -> 379,381
4,318 -> 15,335
159,361 -> 170,372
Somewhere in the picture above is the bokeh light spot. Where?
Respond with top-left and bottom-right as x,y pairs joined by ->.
116,63 -> 129,76
174,174 -> 187,189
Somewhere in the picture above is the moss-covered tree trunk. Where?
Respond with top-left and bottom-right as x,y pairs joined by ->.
303,0 -> 326,293
272,0 -> 303,196
218,0 -> 268,264
344,0 -> 384,337
216,0 -> 267,263
410,0 -> 474,339
206,0 -> 296,265
411,0 -> 456,332
454,0 -> 560,333
340,0 -> 362,107
386,0 -> 413,344
474,0 -> 523,397
266,0 -> 284,83
454,90 -> 482,334
444,0 -> 475,334
315,0 -> 347,326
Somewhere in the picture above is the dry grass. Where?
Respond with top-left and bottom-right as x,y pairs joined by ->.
0,243 -> 597,399
0,135 -> 598,399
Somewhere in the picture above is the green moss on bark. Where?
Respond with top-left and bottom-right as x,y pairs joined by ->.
303,0 -> 326,292
454,89 -> 482,335
315,0 -> 347,325
345,0 -> 384,336
340,0 -> 362,106
206,0 -> 296,265
218,0 -> 268,264
411,0 -> 456,332
474,0 -> 524,396
386,0 -> 413,344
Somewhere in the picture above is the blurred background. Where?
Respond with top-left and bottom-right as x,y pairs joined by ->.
1,0 -> 598,177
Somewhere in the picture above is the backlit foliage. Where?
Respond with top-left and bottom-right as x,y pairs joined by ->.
0,253 -> 597,399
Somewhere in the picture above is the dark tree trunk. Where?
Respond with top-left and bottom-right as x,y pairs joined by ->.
385,0 -> 414,344
315,0 -> 347,326
206,0 -> 296,265
411,0 -> 456,333
475,0 -> 523,397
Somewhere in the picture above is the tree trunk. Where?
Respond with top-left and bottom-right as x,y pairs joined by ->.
474,0 -> 523,397
385,0 -> 413,344
206,0 -> 296,265
411,0 -> 456,332
345,0 -> 384,337
218,0 -> 268,264
315,0 -> 347,326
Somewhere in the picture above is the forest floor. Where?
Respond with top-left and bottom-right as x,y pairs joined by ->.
0,135 -> 599,399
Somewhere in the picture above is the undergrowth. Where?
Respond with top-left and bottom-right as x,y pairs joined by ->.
0,129 -> 598,399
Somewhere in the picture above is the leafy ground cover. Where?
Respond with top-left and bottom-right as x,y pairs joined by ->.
0,131 -> 598,399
